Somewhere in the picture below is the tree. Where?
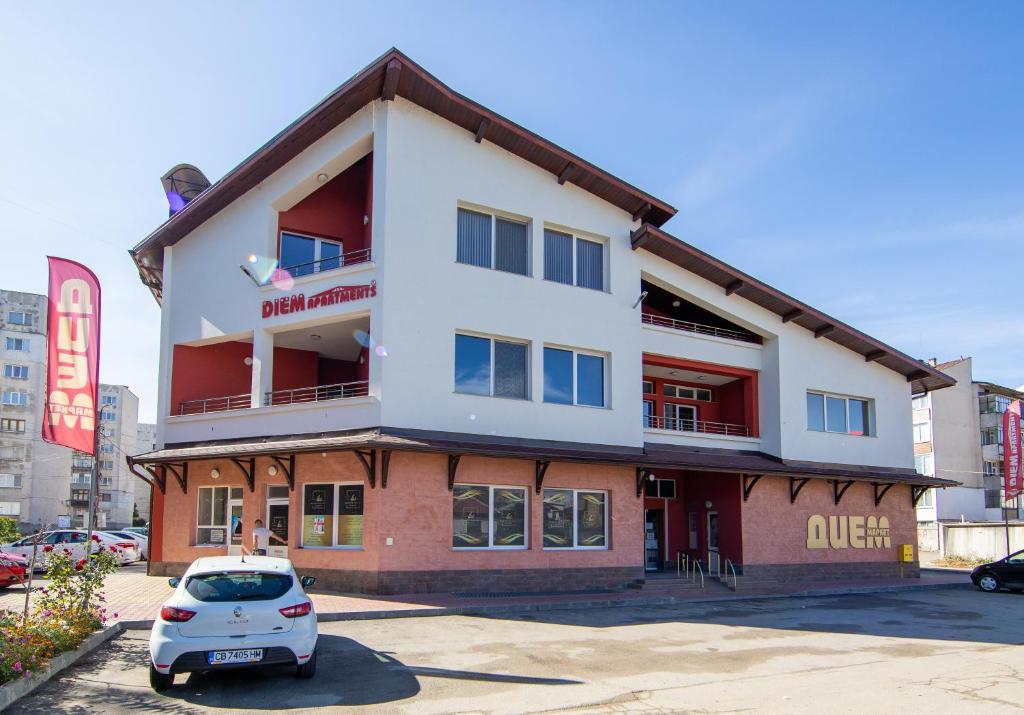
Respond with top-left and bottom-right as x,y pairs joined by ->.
0,517 -> 19,544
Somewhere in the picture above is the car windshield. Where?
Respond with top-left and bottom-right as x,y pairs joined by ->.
185,571 -> 292,602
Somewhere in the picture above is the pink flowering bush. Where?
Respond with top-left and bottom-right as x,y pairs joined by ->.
0,548 -> 119,686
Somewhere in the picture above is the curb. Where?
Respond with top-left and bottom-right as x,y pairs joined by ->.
115,579 -> 970,632
0,623 -> 125,712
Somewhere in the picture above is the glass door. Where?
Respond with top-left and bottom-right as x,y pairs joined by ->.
227,487 -> 244,555
664,403 -> 697,432
267,485 -> 290,558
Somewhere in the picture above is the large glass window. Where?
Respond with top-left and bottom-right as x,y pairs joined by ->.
4,338 -> 29,352
543,347 -> 606,407
7,312 -> 31,326
452,485 -> 526,549
196,486 -> 229,546
543,229 -> 605,290
455,334 -> 528,399
1,391 -> 27,406
543,488 -> 607,549
279,232 -> 343,277
914,453 -> 934,476
807,391 -> 872,436
912,422 -> 931,443
301,483 -> 363,548
3,365 -> 28,379
457,208 -> 529,276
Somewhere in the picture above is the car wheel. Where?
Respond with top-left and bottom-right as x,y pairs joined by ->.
149,664 -> 174,691
296,650 -> 317,679
977,573 -> 1002,592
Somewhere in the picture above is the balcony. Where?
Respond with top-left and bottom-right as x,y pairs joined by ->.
644,415 -> 750,437
265,379 -> 368,406
641,313 -> 759,344
179,393 -> 251,416
262,247 -> 372,285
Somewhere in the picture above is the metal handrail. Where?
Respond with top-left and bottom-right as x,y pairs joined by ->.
265,380 -> 368,406
276,247 -> 372,280
645,415 -> 750,437
178,393 -> 251,416
693,560 -> 705,589
641,312 -> 759,344
725,558 -> 738,591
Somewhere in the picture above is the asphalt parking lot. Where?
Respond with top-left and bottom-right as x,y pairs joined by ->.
9,585 -> 1023,714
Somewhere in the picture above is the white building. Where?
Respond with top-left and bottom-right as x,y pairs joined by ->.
135,423 -> 157,523
128,49 -> 955,593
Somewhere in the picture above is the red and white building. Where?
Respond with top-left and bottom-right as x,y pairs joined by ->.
128,50 -> 955,593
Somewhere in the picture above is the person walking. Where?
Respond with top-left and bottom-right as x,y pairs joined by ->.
249,518 -> 287,556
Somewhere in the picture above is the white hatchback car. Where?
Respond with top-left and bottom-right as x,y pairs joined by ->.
148,556 -> 318,691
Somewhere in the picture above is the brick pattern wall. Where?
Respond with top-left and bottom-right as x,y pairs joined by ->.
738,561 -> 920,590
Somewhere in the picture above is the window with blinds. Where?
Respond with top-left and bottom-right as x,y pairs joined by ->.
456,207 -> 529,276
455,333 -> 529,400
543,229 -> 605,290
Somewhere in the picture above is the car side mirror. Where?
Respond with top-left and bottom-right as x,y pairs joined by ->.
168,577 -> 180,588
300,576 -> 315,589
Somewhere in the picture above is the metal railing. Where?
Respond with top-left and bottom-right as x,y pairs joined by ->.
693,559 -> 705,589
644,415 -> 750,437
725,558 -> 738,591
265,380 -> 368,407
275,247 -> 372,281
178,394 -> 251,416
641,312 -> 759,344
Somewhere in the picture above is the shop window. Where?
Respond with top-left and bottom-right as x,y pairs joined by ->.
806,391 -> 872,436
301,483 -> 363,548
454,334 -> 529,399
452,485 -> 527,549
543,347 -> 606,408
456,207 -> 530,277
196,486 -> 229,546
543,488 -> 607,549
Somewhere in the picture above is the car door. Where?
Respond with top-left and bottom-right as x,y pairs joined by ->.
1003,550 -> 1024,588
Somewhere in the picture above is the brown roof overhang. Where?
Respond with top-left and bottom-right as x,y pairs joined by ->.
631,223 -> 956,395
130,48 -> 676,303
126,426 -> 956,489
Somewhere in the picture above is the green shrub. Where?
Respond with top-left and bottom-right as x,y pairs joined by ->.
0,517 -> 19,544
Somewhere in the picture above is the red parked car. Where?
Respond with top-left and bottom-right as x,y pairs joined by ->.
0,551 -> 27,589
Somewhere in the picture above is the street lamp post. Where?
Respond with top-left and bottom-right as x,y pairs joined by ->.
85,404 -> 112,554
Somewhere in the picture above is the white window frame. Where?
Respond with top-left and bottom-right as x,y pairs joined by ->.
663,384 -> 713,401
663,402 -> 698,431
542,226 -> 608,291
806,391 -> 873,436
7,311 -> 30,326
914,453 -> 934,476
5,337 -> 29,352
912,422 -> 931,443
542,488 -> 609,551
911,393 -> 931,411
543,345 -> 609,408
454,332 -> 531,400
279,231 -> 345,275
456,206 -> 532,276
1,391 -> 27,406
917,488 -> 934,508
195,485 -> 229,546
300,481 -> 364,550
0,501 -> 20,516
0,474 -> 22,488
3,365 -> 28,379
452,484 -> 529,551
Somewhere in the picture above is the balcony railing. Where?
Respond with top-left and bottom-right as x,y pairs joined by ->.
274,247 -> 372,281
641,313 -> 759,344
645,415 -> 750,437
265,380 -> 369,407
178,394 -> 251,416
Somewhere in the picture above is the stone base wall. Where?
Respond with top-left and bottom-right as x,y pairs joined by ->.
738,561 -> 920,590
147,561 -> 643,595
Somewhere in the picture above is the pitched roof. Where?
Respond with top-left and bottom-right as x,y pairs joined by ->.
130,48 -> 676,302
127,426 -> 957,488
630,223 -> 956,394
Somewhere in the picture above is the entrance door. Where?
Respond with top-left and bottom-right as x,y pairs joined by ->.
227,487 -> 244,555
644,509 -> 662,572
266,485 -> 289,558
707,511 -> 719,552
664,403 -> 697,432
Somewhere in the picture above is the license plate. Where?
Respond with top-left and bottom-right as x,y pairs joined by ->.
207,649 -> 264,665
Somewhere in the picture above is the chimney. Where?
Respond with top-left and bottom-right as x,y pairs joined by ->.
927,358 -> 937,367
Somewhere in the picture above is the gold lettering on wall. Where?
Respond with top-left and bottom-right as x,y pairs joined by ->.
807,514 -> 891,550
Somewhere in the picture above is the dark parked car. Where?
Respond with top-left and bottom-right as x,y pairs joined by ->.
971,548 -> 1024,592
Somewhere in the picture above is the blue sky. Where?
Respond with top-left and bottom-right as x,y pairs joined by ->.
2,2 -> 1022,422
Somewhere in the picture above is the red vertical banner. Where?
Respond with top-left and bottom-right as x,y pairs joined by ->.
1004,401 -> 1022,502
41,257 -> 101,455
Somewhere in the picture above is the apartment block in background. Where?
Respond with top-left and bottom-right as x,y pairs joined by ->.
914,357 -> 1022,552
135,423 -> 156,523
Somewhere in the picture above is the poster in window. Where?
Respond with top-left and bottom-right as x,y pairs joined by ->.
576,492 -> 606,547
493,488 -> 526,546
268,503 -> 289,544
337,485 -> 364,546
452,485 -> 489,547
543,489 -> 574,547
303,484 -> 334,547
